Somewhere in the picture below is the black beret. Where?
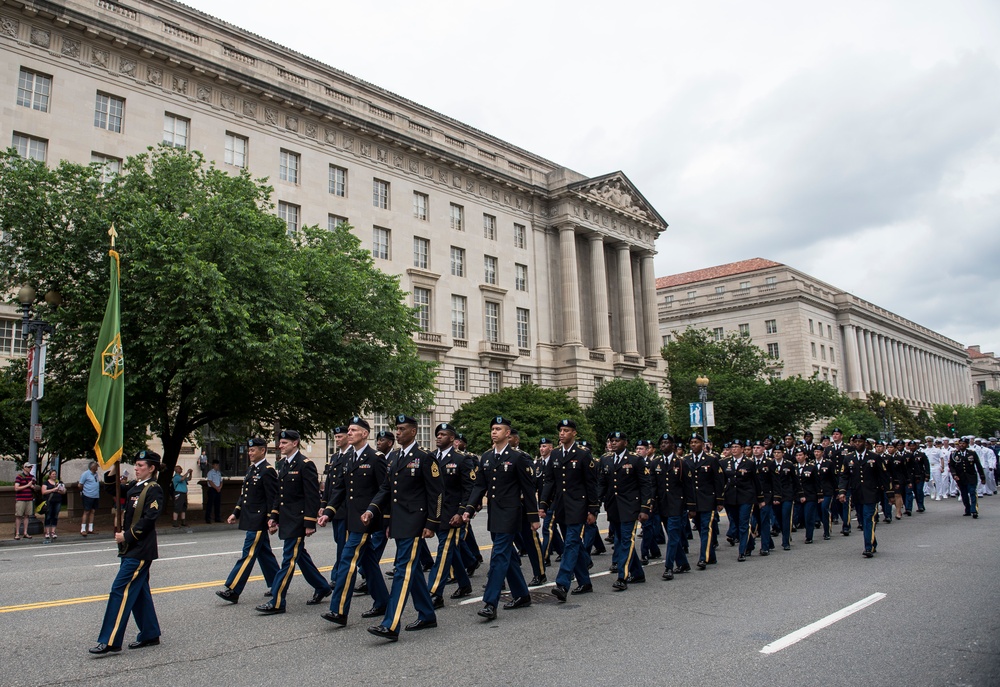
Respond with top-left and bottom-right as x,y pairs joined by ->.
607,431 -> 625,440
435,423 -> 456,436
831,427 -> 843,434
689,433 -> 704,441
557,419 -> 577,430
332,426 -> 348,435
279,429 -> 300,441
635,439 -> 651,448
850,434 -> 866,441
394,414 -> 417,427
752,440 -> 765,447
349,416 -> 370,431
539,437 -> 553,446
821,435 -> 831,441
247,437 -> 267,448
510,428 -> 520,437
135,450 -> 161,465
730,439 -> 744,447
456,434 -> 466,442
376,430 -> 395,441
658,434 -> 674,443
491,416 -> 512,428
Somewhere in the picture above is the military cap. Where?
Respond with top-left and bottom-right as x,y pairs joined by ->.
456,433 -> 466,442
579,439 -> 590,448
557,419 -> 577,430
346,416 -> 369,431
730,439 -> 744,447
135,449 -> 161,465
658,434 -> 674,444
539,437 -> 553,446
831,428 -> 844,434
792,447 -> 807,456
752,440 -> 765,447
279,429 -> 300,441
821,435 -> 831,441
435,423 -> 457,436
636,439 -> 651,448
393,414 -> 417,427
907,439 -> 918,445
247,437 -> 267,448
772,445 -> 785,453
607,431 -> 626,441
491,416 -> 512,428
376,430 -> 395,441
722,442 -> 732,449
689,433 -> 704,441
332,425 -> 348,435
510,428 -> 520,437
850,433 -> 866,441
784,433 -> 795,439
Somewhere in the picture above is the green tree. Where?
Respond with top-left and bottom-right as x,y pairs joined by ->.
0,147 -> 436,479
585,378 -> 670,447
931,405 -> 978,437
662,328 -> 845,440
976,405 -> 1000,437
0,360 -> 31,462
980,390 -> 1000,409
823,400 -> 883,439
450,385 -> 591,455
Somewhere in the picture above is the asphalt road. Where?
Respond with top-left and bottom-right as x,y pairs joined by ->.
1,497 -> 996,687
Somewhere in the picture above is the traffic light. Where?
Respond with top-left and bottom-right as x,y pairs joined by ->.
947,422 -> 955,435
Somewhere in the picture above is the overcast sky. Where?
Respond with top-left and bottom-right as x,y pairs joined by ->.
194,0 -> 1000,353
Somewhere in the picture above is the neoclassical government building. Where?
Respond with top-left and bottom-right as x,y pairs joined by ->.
1,0 -> 667,444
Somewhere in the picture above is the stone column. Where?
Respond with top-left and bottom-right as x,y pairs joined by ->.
856,328 -> 871,394
891,340 -> 904,399
902,344 -> 914,401
843,325 -> 864,395
880,335 -> 892,396
588,234 -> 612,352
559,224 -> 582,346
872,334 -> 885,394
933,355 -> 944,404
883,337 -> 896,397
864,331 -> 878,393
616,244 -> 639,356
640,252 -> 660,359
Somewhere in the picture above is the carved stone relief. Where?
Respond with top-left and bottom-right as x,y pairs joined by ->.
242,100 -> 256,118
343,135 -> 353,151
147,67 -> 162,86
92,49 -> 109,68
360,142 -> 371,157
264,107 -> 277,125
120,57 -> 136,76
62,37 -> 80,57
220,93 -> 235,111
376,146 -> 387,163
196,84 -> 211,102
393,153 -> 403,168
30,27 -> 50,48
305,122 -> 316,138
172,76 -> 188,95
0,17 -> 18,38
285,115 -> 298,132
408,159 -> 418,173
324,128 -> 337,144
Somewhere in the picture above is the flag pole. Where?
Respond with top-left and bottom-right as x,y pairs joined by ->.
109,225 -> 122,536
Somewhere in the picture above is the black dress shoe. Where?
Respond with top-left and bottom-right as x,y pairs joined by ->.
216,589 -> 239,604
823,535 -> 830,540
804,539 -> 813,544
386,569 -> 395,578
726,536 -> 736,547
662,569 -> 674,580
571,583 -> 593,595
478,604 -> 497,620
128,637 -> 160,650
450,585 -> 473,599
555,554 -> 562,562
255,603 -> 285,614
905,511 -> 912,516
696,560 -> 707,570
528,575 -> 547,586
367,625 -> 399,642
551,585 -> 568,602
973,513 -> 979,519
431,596 -> 444,609
862,551 -> 874,558
321,612 -> 347,626
354,581 -> 369,595
422,563 -> 434,573
306,589 -> 332,606
405,618 -> 438,631
609,563 -> 618,574
625,575 -> 645,583
503,595 -> 531,609
737,554 -> 746,562
675,564 -> 691,573
89,643 -> 121,655
264,591 -> 272,597
782,545 -> 790,551
612,579 -> 628,591
361,606 -> 386,619
640,557 -> 649,565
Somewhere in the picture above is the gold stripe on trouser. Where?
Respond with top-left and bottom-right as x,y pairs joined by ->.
622,520 -> 641,578
233,531 -> 261,588
845,496 -> 851,525
337,533 -> 369,614
870,510 -> 877,547
705,511 -> 716,555
531,528 -> 545,574
827,501 -> 833,533
788,503 -> 793,533
109,560 -> 146,644
274,538 -> 301,608
389,537 -> 421,632
543,517 -> 556,558
429,529 -> 455,596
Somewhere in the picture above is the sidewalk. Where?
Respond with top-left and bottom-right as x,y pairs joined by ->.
1,509 -> 235,547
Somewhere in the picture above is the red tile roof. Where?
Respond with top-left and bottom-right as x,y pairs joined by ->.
655,258 -> 783,290
967,346 -> 993,359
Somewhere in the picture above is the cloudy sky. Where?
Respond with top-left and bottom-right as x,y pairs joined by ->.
194,0 -> 1000,353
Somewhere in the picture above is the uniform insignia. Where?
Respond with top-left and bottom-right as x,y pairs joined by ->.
431,461 -> 440,478
526,466 -> 532,474
149,501 -> 158,509
469,468 -> 477,481
644,468 -> 650,475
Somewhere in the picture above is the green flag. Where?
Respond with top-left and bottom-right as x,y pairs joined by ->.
86,249 -> 124,470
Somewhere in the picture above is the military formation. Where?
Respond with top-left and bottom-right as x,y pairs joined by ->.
89,419 -> 994,652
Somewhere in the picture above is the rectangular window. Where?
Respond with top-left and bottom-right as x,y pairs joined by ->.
455,367 -> 468,392
595,376 -> 605,388
687,290 -> 696,300
416,413 -> 432,449
489,370 -> 502,394
767,343 -> 780,357
832,372 -> 838,387
0,320 -> 26,356
661,336 -> 670,346
765,319 -> 778,334
450,247 -> 465,277
373,179 -> 390,209
665,295 -> 674,305
372,226 -> 390,260
484,255 -> 498,285
514,223 -> 526,249
809,319 -> 814,334
413,287 -> 431,332
817,320 -> 823,334
765,276 -> 777,286
821,345 -> 827,361
738,323 -> 750,336
413,192 -> 428,220
450,295 -> 467,339
329,165 -> 347,197
830,347 -> 835,363
715,285 -> 725,295
279,149 -> 300,184
827,325 -> 832,339
327,214 -> 348,230
17,68 -> 51,112
450,203 -> 464,231
225,132 -> 248,167
94,93 -> 124,132
278,201 -> 299,234
12,133 -> 46,161
712,327 -> 724,341
520,373 -> 532,386
412,236 -> 429,269
811,342 -> 817,358
516,308 -> 530,349
739,281 -> 750,290
515,263 -> 528,292
483,214 -> 496,240
162,113 -> 189,149
91,153 -> 122,183
484,301 -> 500,343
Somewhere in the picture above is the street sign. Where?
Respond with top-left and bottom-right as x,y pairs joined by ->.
33,424 -> 42,442
689,402 -> 715,427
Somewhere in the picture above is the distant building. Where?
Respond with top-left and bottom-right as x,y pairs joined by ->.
656,258 -> 974,410
968,346 -> 1000,404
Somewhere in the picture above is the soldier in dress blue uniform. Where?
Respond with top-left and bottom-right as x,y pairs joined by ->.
651,434 -> 695,579
317,416 -> 390,626
256,430 -> 332,614
510,428 -> 547,586
815,445 -> 838,540
838,434 -> 890,557
907,440 -> 930,514
536,437 -> 564,566
722,440 -> 763,562
465,416 -> 540,620
364,414 -> 444,641
540,419 -> 600,601
455,433 -> 485,575
749,440 -> 776,555
427,422 -> 475,608
771,446 -> 802,551
949,437 -> 987,518
320,426 -> 349,587
90,451 -> 164,654
793,447 -> 822,544
600,431 -> 653,590
637,439 -> 664,564
216,438 -> 280,603
687,434 -> 724,570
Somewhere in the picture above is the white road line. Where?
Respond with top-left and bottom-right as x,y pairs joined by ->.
93,546 -> 282,567
458,570 -> 613,606
35,541 -> 196,558
760,592 -> 887,654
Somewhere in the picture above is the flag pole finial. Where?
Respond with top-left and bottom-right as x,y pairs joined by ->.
108,224 -> 118,247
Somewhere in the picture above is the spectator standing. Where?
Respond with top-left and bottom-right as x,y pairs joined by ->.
78,461 -> 101,536
14,462 -> 37,540
198,451 -> 209,478
172,465 -> 192,527
205,460 -> 223,523
41,469 -> 65,542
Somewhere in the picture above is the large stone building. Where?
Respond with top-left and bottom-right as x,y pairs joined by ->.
968,346 -> 1000,405
656,258 -> 975,410
1,0 -> 667,450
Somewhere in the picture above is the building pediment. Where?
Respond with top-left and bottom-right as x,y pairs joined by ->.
567,172 -> 668,233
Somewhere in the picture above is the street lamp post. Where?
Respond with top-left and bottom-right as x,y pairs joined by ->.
696,375 -> 710,444
17,285 -> 61,535
952,409 -> 958,437
878,400 -> 888,442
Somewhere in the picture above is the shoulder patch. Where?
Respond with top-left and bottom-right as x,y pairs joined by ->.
431,461 -> 440,478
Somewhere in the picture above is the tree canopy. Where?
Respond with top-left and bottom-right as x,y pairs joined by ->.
585,378 -> 670,447
0,147 -> 436,476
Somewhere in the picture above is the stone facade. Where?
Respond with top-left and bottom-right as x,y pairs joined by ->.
657,258 -> 974,410
0,0 -> 667,440
968,346 -> 1000,405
